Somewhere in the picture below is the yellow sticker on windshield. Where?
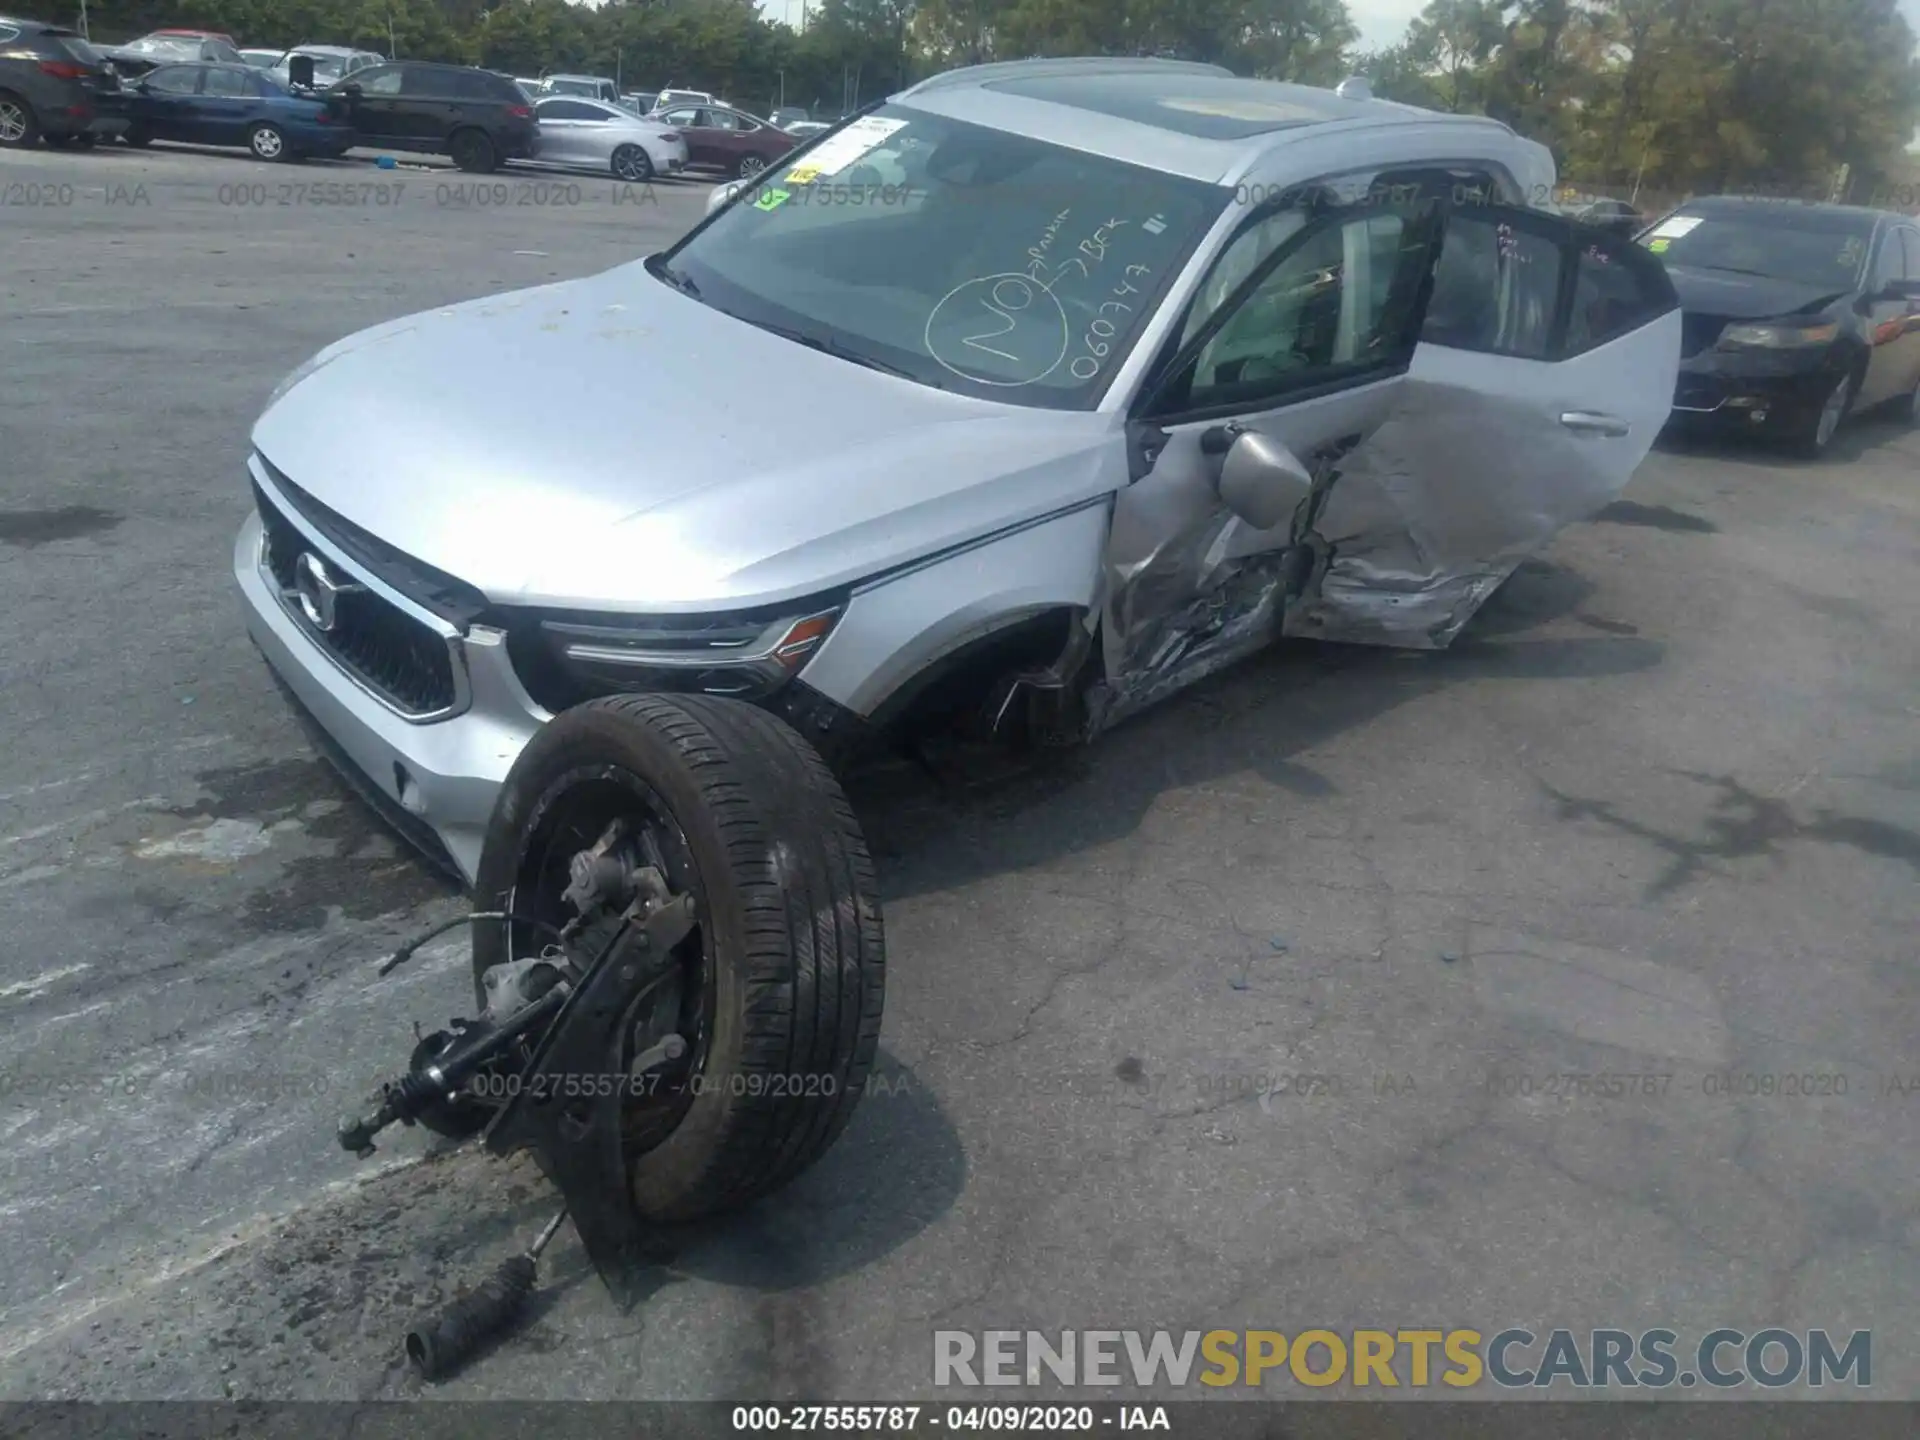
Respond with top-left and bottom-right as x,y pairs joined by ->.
1647,237 -> 1671,252
785,165 -> 821,186
754,188 -> 790,211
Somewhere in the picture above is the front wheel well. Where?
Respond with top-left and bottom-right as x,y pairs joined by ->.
865,607 -> 1092,746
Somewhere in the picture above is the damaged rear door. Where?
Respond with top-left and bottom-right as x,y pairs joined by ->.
1285,206 -> 1681,647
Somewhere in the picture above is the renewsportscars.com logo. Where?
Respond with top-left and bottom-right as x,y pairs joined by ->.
933,1328 -> 1871,1390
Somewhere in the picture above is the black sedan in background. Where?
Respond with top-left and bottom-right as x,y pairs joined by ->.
1646,196 -> 1920,456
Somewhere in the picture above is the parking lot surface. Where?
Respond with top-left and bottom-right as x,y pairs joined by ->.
2,143 -> 1918,1401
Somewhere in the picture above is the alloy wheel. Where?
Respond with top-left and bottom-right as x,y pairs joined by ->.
252,125 -> 283,160
736,154 -> 764,179
0,101 -> 26,144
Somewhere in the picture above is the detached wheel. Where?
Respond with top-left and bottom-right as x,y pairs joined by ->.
471,694 -> 885,1223
0,91 -> 36,148
449,128 -> 496,174
612,143 -> 652,183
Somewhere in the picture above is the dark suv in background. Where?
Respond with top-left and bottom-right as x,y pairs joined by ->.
325,60 -> 537,172
0,14 -> 128,148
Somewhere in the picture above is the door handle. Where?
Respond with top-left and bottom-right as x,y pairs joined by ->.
1559,410 -> 1630,438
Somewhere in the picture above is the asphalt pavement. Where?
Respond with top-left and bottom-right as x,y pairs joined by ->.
1,141 -> 1918,1404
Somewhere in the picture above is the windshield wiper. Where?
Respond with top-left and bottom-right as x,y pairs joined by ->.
1693,263 -> 1790,280
744,319 -> 928,384
648,256 -> 700,298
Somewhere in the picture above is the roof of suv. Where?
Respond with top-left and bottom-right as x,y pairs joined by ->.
1677,195 -> 1892,226
895,58 -> 1516,181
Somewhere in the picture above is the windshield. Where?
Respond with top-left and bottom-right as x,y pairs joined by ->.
660,104 -> 1229,409
126,36 -> 200,59
284,52 -> 347,82
1641,208 -> 1871,289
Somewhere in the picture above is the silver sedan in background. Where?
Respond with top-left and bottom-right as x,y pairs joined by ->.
522,95 -> 687,182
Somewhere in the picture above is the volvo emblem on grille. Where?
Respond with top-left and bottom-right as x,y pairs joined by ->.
292,552 -> 363,633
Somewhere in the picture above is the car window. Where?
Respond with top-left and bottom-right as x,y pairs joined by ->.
699,108 -> 738,130
201,66 -> 254,98
1563,231 -> 1677,356
143,65 -> 203,95
1902,229 -> 1920,280
1871,227 -> 1905,290
539,99 -> 600,121
452,70 -> 501,101
1640,205 -> 1871,288
1171,202 -> 1436,414
402,67 -> 455,98
662,107 -> 699,126
209,40 -> 242,62
1421,210 -> 1563,358
0,24 -> 17,43
352,64 -> 403,96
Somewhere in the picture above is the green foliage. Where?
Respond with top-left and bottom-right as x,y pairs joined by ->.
1371,0 -> 1918,196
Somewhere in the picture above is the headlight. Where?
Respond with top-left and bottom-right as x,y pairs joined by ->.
1718,321 -> 1840,349
510,605 -> 842,708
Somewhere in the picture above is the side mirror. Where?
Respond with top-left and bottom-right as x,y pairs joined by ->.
1212,428 -> 1315,530
1881,277 -> 1920,302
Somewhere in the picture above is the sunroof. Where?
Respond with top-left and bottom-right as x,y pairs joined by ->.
980,73 -> 1371,140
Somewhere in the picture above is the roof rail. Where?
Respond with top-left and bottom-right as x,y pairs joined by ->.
898,56 -> 1235,97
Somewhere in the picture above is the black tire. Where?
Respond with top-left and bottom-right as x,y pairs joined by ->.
449,128 -> 496,174
471,694 -> 885,1223
612,143 -> 652,183
248,122 -> 293,162
1792,371 -> 1854,458
42,132 -> 73,147
0,91 -> 36,148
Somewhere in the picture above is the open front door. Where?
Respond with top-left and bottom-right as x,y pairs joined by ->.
1285,204 -> 1681,648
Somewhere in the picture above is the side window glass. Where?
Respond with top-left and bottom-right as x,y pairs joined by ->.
1902,229 -> 1920,279
1420,210 -> 1562,358
401,67 -> 451,98
358,66 -> 403,96
202,66 -> 252,97
146,65 -> 201,95
1562,229 -> 1677,355
1873,230 -> 1906,290
1174,206 -> 1434,414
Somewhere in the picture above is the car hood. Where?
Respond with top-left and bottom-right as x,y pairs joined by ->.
1664,263 -> 1849,320
251,261 -> 1120,613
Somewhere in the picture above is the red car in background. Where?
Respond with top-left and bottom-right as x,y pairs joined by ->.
652,101 -> 794,179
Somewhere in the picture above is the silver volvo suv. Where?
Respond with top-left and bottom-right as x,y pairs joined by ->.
234,57 -> 1681,889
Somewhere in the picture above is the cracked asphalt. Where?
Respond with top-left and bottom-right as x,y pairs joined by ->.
2,143 -> 1918,1405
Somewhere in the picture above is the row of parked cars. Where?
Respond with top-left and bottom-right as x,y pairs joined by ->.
0,18 -> 805,180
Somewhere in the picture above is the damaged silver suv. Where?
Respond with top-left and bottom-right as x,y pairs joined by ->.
234,56 -> 1679,1212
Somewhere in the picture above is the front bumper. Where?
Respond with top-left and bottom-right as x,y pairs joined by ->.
1671,346 -> 1847,430
233,500 -> 550,888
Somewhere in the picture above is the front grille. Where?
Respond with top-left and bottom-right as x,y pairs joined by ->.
1680,312 -> 1727,359
254,481 -> 460,718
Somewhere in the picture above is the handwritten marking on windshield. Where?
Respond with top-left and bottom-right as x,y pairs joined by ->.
924,272 -> 1070,387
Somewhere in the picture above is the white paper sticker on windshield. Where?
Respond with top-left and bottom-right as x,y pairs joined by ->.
784,116 -> 908,182
1648,215 -> 1703,239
